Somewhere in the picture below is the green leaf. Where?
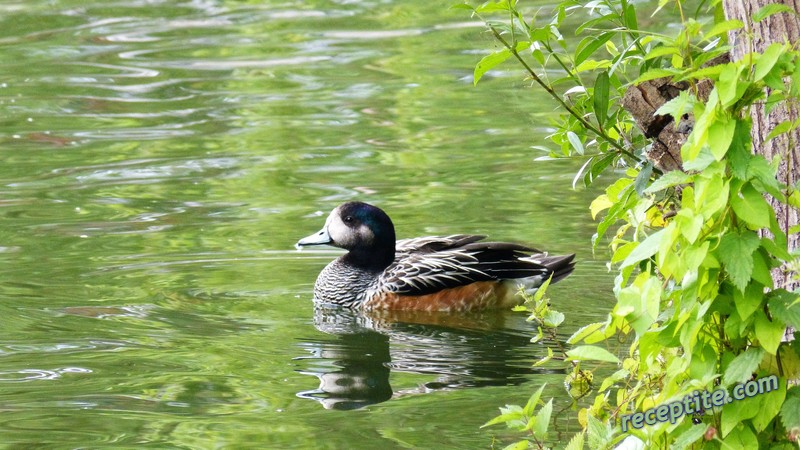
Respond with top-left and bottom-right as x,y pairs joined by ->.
766,119 -> 795,142
793,56 -> 800,97
723,347 -> 765,386
675,209 -> 704,243
633,68 -> 680,84
567,322 -> 605,344
621,228 -> 666,268
564,432 -> 585,450
542,310 -> 565,328
751,249 -> 773,288
607,177 -> 634,200
721,394 -> 760,437
683,146 -> 716,171
734,281 -> 764,322
566,345 -> 619,363
679,64 -> 725,81
755,310 -> 784,354
502,441 -> 529,450
754,43 -> 785,81
482,404 -> 524,428
766,69 -> 788,92
730,182 -> 772,229
790,190 -> 800,209
722,423 -> 758,447
705,19 -> 743,40
575,59 -> 612,72
708,116 -> 736,160
671,423 -> 708,449
724,308 -> 744,339
751,379 -> 786,432
716,230 -> 760,291
780,388 -> 800,429
523,384 -> 547,417
623,2 -> 638,30
766,91 -> 786,115
644,170 -> 691,193
593,71 -> 610,126
529,26 -> 550,43
576,14 -> 615,34
531,48 -> 545,65
475,1 -> 513,13
590,194 -> 612,219
566,131 -> 584,155
575,32 -> 613,65
474,48 -> 511,85
536,346 -> 556,366
761,235 -> 792,261
683,91 -> 717,162
694,163 -> 729,218
595,183 -> 636,247
682,241 -> 709,271
747,155 -> 783,199
531,399 -> 553,438
598,369 -> 628,393
633,163 -> 653,196
533,273 -> 552,302
611,241 -> 637,264
617,275 -> 661,337
768,289 -> 800,330
643,44 -> 680,61
555,3 -> 566,25
753,3 -> 795,22
718,64 -> 740,107
586,415 -> 610,450
654,90 -> 695,121
728,118 -> 753,180
449,3 -> 475,11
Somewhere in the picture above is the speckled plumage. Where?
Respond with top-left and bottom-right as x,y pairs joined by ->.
313,257 -> 381,308
297,202 -> 575,311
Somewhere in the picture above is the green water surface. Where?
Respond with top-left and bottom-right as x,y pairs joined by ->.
0,1 -> 619,448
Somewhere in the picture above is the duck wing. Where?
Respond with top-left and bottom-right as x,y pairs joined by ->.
395,234 -> 486,254
383,235 -> 574,296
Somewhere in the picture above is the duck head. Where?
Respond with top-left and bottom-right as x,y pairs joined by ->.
296,202 -> 397,268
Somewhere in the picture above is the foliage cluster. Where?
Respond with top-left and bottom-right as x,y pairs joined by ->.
459,0 -> 800,448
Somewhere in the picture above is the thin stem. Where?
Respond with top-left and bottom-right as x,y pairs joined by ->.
550,53 -> 582,85
489,26 -> 649,167
676,0 -> 685,24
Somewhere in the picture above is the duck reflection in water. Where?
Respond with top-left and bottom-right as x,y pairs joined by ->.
295,307 -> 566,410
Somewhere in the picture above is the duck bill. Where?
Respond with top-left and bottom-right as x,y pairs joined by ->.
296,227 -> 332,249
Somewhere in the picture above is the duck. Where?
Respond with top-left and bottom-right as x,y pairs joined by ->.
296,201 -> 575,311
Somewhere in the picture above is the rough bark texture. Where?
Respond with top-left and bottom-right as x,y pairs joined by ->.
723,0 -> 800,297
621,77 -> 690,172
622,56 -> 727,173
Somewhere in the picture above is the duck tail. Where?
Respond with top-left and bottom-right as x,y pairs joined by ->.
541,253 -> 576,284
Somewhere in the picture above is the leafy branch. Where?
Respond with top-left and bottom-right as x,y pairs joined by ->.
466,0 -> 800,448
484,23 -> 648,167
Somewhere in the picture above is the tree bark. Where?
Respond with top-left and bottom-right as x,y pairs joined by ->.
621,58 -> 725,173
722,0 -> 800,298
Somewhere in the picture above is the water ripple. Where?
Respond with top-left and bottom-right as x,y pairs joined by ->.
0,367 -> 92,382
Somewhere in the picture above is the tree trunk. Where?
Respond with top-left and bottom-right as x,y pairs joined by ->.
723,0 -> 800,336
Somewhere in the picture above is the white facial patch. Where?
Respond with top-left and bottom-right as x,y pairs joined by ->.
326,208 -> 350,246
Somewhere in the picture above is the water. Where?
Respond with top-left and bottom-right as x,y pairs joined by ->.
0,1 -> 616,447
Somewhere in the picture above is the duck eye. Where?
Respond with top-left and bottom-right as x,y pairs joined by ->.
343,215 -> 354,224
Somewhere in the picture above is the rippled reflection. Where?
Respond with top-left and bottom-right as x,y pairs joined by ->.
296,307 -> 565,410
